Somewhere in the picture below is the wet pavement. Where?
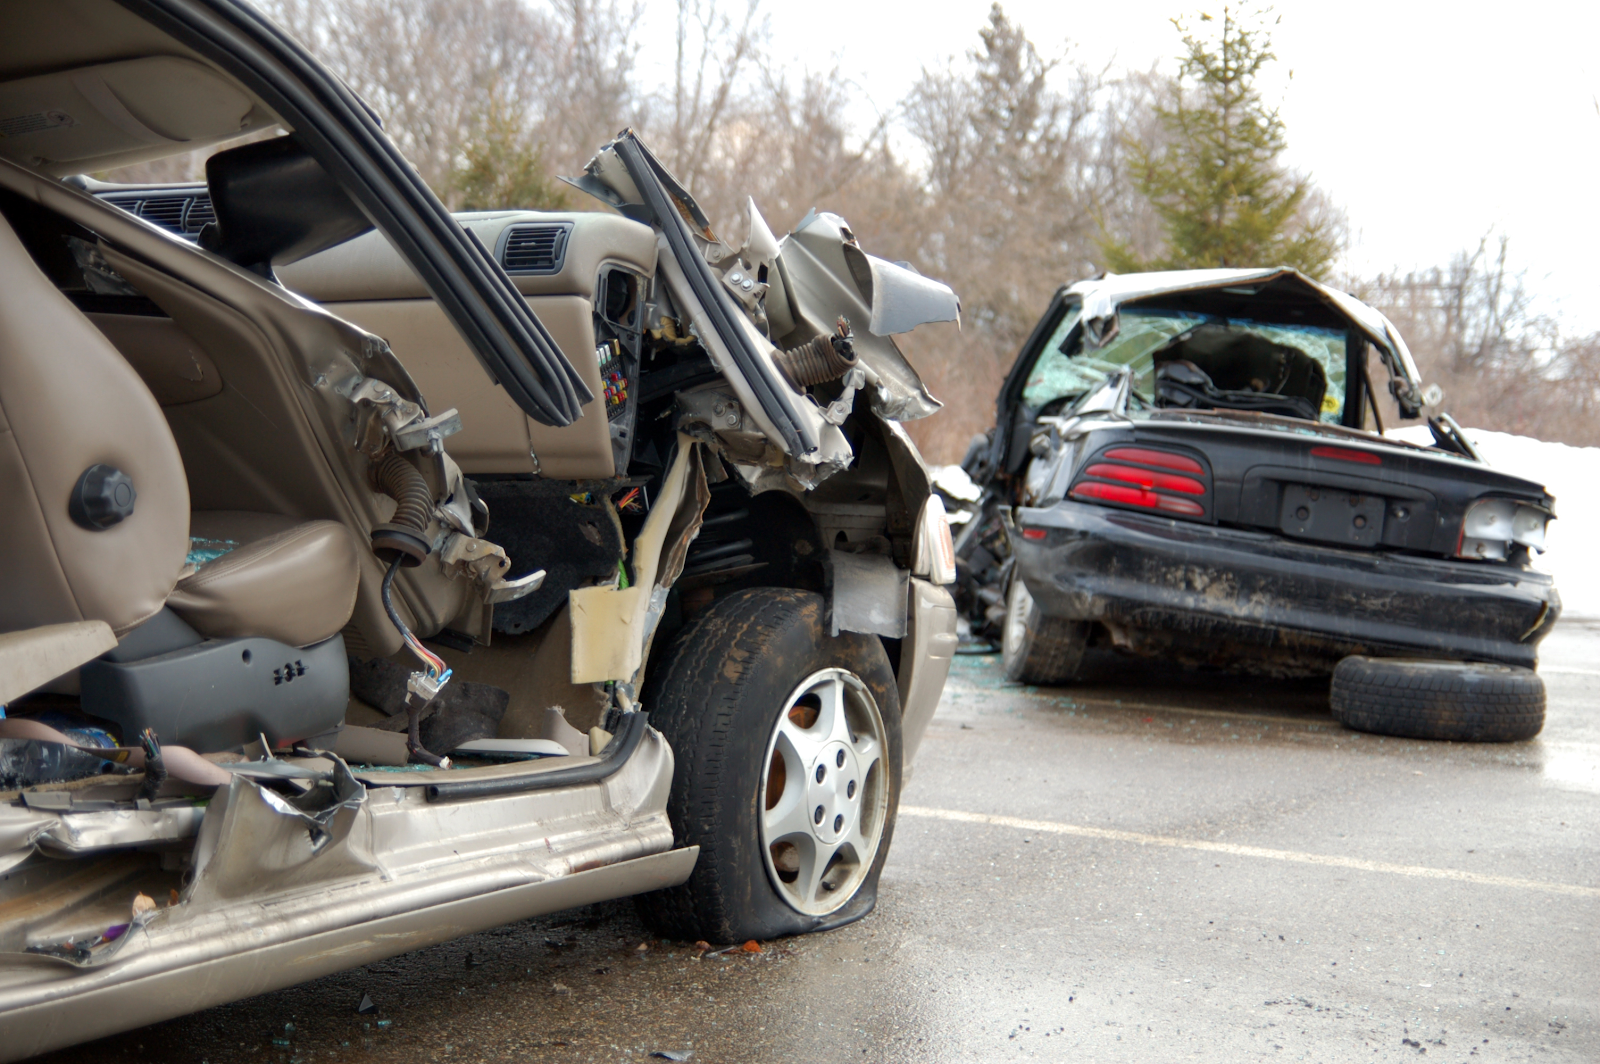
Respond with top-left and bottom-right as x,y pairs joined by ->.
40,622 -> 1598,1063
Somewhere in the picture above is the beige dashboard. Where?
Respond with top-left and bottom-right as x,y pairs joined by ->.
279,210 -> 656,479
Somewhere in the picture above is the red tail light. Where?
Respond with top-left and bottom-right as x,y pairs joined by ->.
1310,445 -> 1381,466
1071,481 -> 1204,515
1103,447 -> 1204,474
1069,444 -> 1210,519
1083,462 -> 1205,495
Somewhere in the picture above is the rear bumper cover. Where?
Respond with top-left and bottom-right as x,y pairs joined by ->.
1013,502 -> 1560,669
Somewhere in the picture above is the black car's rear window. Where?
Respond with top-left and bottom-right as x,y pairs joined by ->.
1023,307 -> 1350,424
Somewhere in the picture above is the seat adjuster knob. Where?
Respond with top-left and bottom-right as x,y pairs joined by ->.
69,463 -> 137,530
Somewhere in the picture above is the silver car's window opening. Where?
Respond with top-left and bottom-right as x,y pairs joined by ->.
1022,307 -> 1350,423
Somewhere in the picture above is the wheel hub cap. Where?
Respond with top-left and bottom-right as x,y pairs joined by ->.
759,668 -> 888,916
805,740 -> 861,845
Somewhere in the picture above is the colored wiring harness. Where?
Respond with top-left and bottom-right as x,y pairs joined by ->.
381,556 -> 452,766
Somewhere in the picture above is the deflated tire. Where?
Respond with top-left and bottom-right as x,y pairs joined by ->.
636,588 -> 902,944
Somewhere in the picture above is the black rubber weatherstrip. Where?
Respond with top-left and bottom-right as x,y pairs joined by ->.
423,711 -> 648,803
610,134 -> 815,457
117,0 -> 591,427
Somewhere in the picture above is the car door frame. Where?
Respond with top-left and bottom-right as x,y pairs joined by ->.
117,0 -> 592,428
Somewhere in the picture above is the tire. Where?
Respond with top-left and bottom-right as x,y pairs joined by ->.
635,587 -> 902,944
1001,576 -> 1088,684
1329,656 -> 1545,742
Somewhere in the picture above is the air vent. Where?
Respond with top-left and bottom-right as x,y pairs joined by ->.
99,195 -> 144,220
184,195 -> 215,234
499,224 -> 569,274
138,197 -> 189,233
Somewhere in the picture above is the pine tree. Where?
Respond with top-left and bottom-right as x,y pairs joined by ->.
1101,5 -> 1337,278
451,93 -> 571,212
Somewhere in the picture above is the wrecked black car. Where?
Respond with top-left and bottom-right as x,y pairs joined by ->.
955,269 -> 1558,742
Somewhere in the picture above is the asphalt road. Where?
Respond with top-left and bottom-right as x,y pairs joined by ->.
42,623 -> 1598,1064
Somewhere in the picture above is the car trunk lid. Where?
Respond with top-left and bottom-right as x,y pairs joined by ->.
1111,416 -> 1553,557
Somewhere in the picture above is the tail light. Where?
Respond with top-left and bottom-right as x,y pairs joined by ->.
1456,497 -> 1552,561
1069,445 -> 1210,519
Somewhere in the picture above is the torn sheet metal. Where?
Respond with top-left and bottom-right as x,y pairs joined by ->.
827,549 -> 909,639
572,133 -> 970,488
35,803 -> 206,856
21,907 -> 163,969
187,756 -> 374,906
0,797 -> 205,871
857,253 -> 962,338
779,212 -> 948,422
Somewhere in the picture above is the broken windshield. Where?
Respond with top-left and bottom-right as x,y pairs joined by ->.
1023,307 -> 1349,424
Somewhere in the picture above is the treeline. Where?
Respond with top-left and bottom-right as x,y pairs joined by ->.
1355,240 -> 1600,447
114,0 -> 1600,454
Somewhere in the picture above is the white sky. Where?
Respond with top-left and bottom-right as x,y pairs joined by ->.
641,0 -> 1600,332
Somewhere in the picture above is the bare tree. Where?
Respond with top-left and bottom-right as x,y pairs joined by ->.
647,0 -> 766,190
1352,234 -> 1600,447
533,0 -> 644,175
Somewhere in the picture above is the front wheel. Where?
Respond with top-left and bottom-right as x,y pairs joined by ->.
636,587 -> 902,943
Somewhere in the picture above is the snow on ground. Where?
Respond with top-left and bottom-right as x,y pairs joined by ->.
934,426 -> 1599,618
1387,426 -> 1600,619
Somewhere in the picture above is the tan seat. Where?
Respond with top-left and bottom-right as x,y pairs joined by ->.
170,512 -> 360,648
0,210 -> 359,655
0,208 -> 189,637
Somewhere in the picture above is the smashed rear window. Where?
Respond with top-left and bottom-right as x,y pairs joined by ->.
1023,307 -> 1349,423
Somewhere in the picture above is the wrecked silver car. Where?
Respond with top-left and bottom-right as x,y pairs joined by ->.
956,268 -> 1557,743
0,0 -> 958,1056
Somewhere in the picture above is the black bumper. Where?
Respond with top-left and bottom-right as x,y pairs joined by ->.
1013,502 -> 1560,670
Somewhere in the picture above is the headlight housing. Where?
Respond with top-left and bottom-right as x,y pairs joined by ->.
1457,497 -> 1551,561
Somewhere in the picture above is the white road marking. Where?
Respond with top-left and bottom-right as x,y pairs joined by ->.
1061,700 -> 1335,728
1542,667 -> 1600,677
956,683 -> 1338,729
901,805 -> 1600,899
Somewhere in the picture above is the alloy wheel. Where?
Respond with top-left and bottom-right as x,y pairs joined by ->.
759,668 -> 888,915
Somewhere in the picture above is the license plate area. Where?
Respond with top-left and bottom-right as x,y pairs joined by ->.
1279,483 -> 1385,547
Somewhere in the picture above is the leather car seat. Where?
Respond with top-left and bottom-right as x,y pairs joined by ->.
0,210 -> 360,744
174,511 -> 359,648
0,210 -> 189,638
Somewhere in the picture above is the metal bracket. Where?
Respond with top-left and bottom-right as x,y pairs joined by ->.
393,408 -> 463,453
823,367 -> 867,425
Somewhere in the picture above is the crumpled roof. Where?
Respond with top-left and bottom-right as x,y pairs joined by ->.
1066,268 -> 1424,398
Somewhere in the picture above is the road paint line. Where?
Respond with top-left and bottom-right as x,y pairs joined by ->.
900,805 -> 1600,899
1059,699 -> 1335,729
1542,667 -> 1600,677
987,684 -> 1337,728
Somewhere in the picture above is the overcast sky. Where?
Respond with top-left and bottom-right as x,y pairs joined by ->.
647,0 -> 1600,332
